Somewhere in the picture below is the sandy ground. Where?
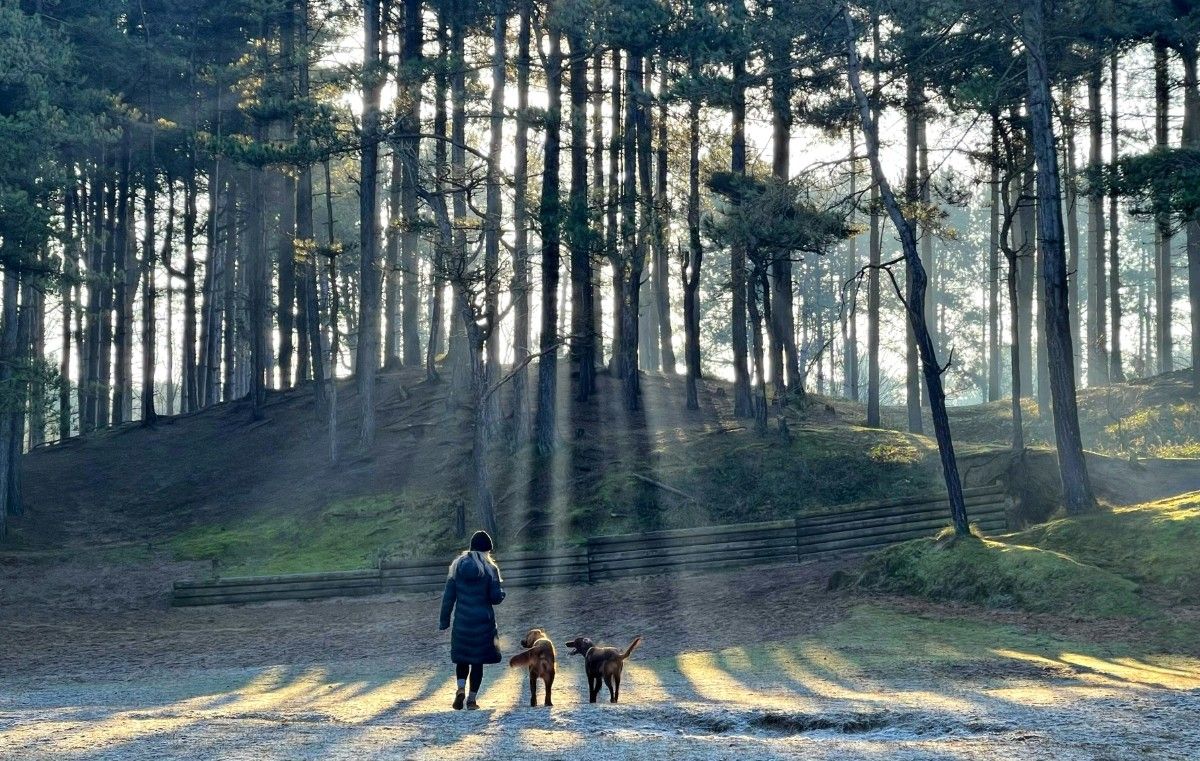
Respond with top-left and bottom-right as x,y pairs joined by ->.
2,558 -> 1199,760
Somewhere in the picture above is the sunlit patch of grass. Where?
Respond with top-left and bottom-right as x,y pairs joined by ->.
929,373 -> 1200,458
854,534 -> 1149,619
1013,492 -> 1200,603
168,491 -> 460,576
851,492 -> 1200,620
867,433 -> 924,465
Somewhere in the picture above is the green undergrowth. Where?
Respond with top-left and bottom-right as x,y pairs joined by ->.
168,491 -> 461,576
852,492 -> 1200,619
576,423 -> 938,535
165,421 -> 940,576
947,373 -> 1198,458
1014,492 -> 1200,603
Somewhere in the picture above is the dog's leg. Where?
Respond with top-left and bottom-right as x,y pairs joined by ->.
528,671 -> 538,707
603,674 -> 615,703
613,670 -> 621,703
588,672 -> 599,703
544,668 -> 554,707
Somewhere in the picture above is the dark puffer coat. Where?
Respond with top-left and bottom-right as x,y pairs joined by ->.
439,551 -> 506,664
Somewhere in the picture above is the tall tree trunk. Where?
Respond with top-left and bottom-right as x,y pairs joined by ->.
111,133 -> 133,424
484,0 -> 507,419
618,49 -> 648,411
683,85 -> 703,411
1063,88 -> 1083,382
29,283 -> 45,446
1014,129 -> 1035,404
534,24 -> 563,453
845,127 -> 860,401
357,0 -> 383,445
866,15 -> 881,428
1182,42 -> 1200,395
1035,158 -> 1051,414
446,15 -> 471,400
903,74 -> 923,433
607,49 -> 624,375
97,160 -> 116,428
199,156 -> 222,406
635,56 -> 656,383
0,269 -> 24,528
182,169 -> 199,411
426,19 -> 449,380
918,100 -> 935,401
1086,61 -> 1109,385
617,49 -> 639,403
61,172 -> 77,437
297,0 -> 323,398
1155,37 -> 1173,374
637,62 -> 659,374
653,65 -> 676,375
845,9 -> 969,535
770,47 -> 799,397
1108,51 -> 1123,381
399,0 -> 423,367
83,169 -> 102,432
509,1 -> 531,443
322,160 -> 341,463
747,270 -> 769,432
385,136 -> 403,368
1001,151 -> 1027,450
278,7 -> 298,389
248,160 -> 269,417
222,180 -> 238,402
591,52 -> 606,365
142,165 -> 159,425
988,112 -> 1002,402
1023,0 -> 1097,513
730,14 -> 752,418
567,28 -> 593,400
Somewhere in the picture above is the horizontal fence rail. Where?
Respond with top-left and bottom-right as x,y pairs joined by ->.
172,483 -> 1010,606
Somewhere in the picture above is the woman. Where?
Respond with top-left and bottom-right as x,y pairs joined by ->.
439,530 -> 506,709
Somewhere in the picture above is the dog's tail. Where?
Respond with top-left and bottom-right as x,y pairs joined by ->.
509,647 -> 537,668
620,636 -> 643,661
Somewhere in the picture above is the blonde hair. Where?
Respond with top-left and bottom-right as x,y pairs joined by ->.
448,550 -> 502,582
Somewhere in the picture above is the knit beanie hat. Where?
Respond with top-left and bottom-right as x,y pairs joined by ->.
469,530 -> 494,553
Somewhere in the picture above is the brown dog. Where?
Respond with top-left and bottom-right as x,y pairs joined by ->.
564,635 -> 642,703
508,628 -> 557,707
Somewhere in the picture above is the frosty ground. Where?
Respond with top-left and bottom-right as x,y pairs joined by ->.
1,558 -> 1198,760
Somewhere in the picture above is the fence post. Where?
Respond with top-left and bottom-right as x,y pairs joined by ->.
794,517 -> 804,564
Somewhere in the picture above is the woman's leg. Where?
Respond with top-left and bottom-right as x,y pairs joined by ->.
453,663 -> 469,709
465,664 -> 483,708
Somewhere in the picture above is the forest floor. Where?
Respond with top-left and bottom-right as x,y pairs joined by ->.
2,556 -> 1199,760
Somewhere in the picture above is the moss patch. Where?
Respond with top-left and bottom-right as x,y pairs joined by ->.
852,494 -> 1200,619
854,534 -> 1148,619
1013,492 -> 1200,603
168,491 -> 461,576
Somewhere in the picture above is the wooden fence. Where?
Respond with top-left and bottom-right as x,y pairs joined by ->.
172,483 -> 1009,606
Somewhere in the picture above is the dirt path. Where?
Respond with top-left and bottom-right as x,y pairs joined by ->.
2,561 -> 1198,760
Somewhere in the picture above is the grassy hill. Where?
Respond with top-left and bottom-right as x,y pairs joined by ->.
865,370 -> 1200,459
8,365 -> 1199,577
9,369 -> 942,574
851,490 -> 1200,630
